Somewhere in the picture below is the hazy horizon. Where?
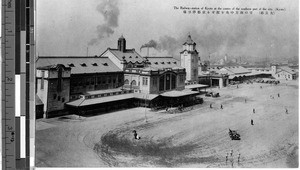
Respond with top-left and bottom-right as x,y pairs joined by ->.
37,0 -> 299,61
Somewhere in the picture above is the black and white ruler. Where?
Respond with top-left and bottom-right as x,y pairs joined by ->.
2,0 -> 35,169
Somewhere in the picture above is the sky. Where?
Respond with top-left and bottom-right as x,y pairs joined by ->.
36,0 -> 299,61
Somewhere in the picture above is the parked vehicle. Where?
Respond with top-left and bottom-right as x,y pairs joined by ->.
212,93 -> 220,98
205,92 -> 213,97
228,129 -> 241,140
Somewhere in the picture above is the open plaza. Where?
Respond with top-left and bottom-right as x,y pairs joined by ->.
35,79 -> 298,167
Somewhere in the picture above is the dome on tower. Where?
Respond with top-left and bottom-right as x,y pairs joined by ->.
119,34 -> 125,40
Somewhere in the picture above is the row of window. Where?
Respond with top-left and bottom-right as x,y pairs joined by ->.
277,74 -> 291,79
124,75 -> 184,87
72,77 -> 122,86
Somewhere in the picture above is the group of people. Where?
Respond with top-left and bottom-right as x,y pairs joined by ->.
225,150 -> 241,167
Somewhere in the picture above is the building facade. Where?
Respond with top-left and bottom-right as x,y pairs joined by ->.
36,56 -> 123,118
36,35 -> 206,118
36,64 -> 71,117
272,65 -> 298,80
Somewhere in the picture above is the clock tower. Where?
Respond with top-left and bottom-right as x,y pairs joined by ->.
180,34 -> 199,82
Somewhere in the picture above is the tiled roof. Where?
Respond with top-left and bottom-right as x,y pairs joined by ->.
36,56 -> 122,74
146,57 -> 183,69
279,66 -> 298,74
36,64 -> 71,70
108,49 -> 145,63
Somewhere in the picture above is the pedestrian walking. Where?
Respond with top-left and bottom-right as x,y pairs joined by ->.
253,108 -> 255,113
278,93 -> 280,97
245,99 -> 247,103
221,104 -> 223,109
237,85 -> 239,88
238,153 -> 241,163
230,150 -> 233,156
251,119 -> 254,125
225,153 -> 228,164
260,86 -> 262,89
285,108 -> 288,114
210,103 -> 212,108
132,130 -> 141,140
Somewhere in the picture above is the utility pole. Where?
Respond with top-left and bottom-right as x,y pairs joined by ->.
209,52 -> 212,90
86,46 -> 89,57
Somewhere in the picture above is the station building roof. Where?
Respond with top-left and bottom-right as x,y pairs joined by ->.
146,57 -> 183,70
101,48 -> 145,63
36,56 -> 122,74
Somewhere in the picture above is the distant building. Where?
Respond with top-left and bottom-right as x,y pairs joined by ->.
207,66 -> 271,83
271,65 -> 298,80
180,34 -> 199,82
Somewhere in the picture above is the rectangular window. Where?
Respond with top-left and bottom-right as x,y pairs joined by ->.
58,96 -> 61,101
57,68 -> 62,92
142,77 -> 148,85
53,94 -> 57,100
41,71 -> 45,89
180,75 -> 185,83
97,77 -> 102,84
62,98 -> 65,103
153,78 -> 157,86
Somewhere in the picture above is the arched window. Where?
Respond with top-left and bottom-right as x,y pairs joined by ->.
131,80 -> 137,86
124,79 -> 129,84
159,75 -> 165,91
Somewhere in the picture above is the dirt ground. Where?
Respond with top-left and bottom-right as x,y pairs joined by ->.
35,80 -> 298,168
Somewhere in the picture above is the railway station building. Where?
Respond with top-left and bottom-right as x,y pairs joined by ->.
36,35 -> 204,118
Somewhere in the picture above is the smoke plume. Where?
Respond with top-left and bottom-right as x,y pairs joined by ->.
140,16 -> 297,61
140,40 -> 158,52
88,0 -> 120,46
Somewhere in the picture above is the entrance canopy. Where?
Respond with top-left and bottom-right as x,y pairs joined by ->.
160,90 -> 198,97
66,93 -> 134,107
185,84 -> 208,89
66,93 -> 159,107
